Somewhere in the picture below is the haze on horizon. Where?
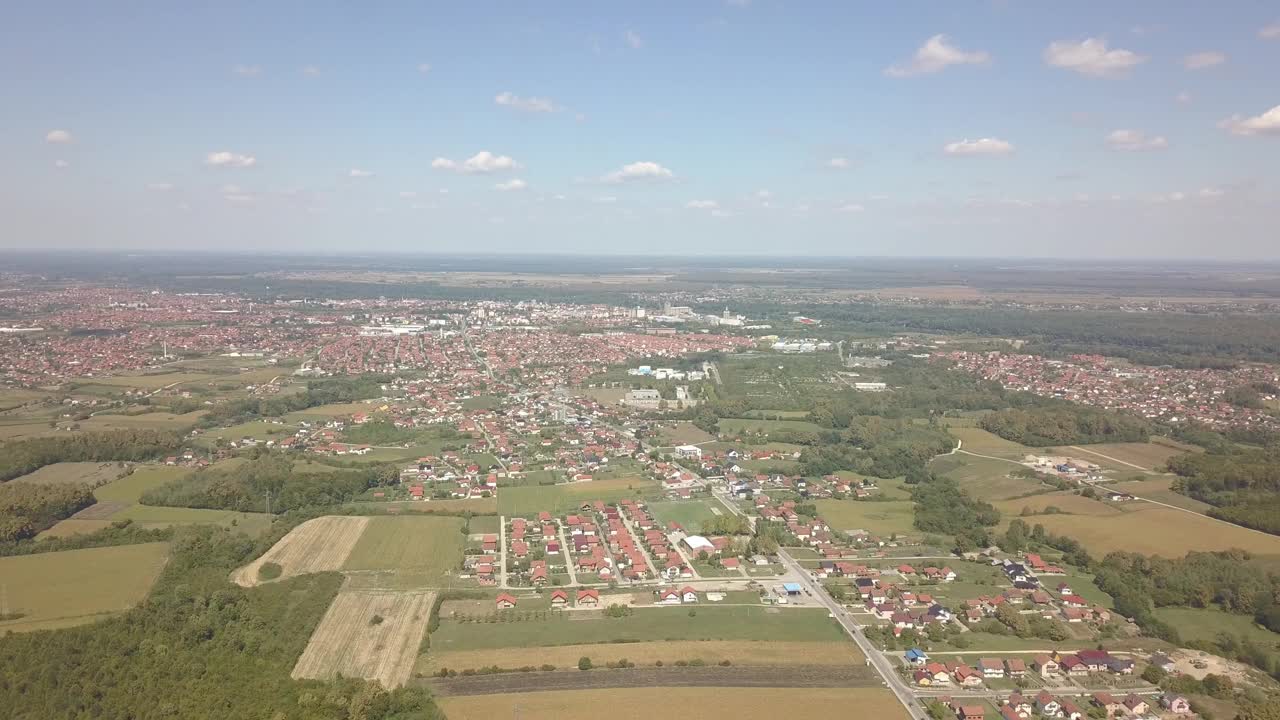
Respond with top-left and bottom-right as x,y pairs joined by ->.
2,2 -> 1278,259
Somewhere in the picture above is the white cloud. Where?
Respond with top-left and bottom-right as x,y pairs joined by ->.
147,182 -> 174,192
1182,51 -> 1225,69
885,34 -> 990,77
1218,105 -> 1280,137
399,191 -> 418,199
624,30 -> 643,49
220,183 -> 253,203
417,63 -> 432,74
432,151 -> 521,174
495,91 -> 559,113
837,203 -> 865,213
726,0 -> 750,6
685,199 -> 719,210
601,161 -> 674,183
943,138 -> 1015,155
826,157 -> 851,169
349,168 -> 375,178
205,151 -> 257,168
1198,187 -> 1225,198
53,159 -> 69,169
494,178 -> 528,191
594,196 -> 618,204
1044,38 -> 1146,77
45,129 -> 73,144
1260,22 -> 1280,39
1175,91 -> 1193,104
232,64 -> 262,77
1105,129 -> 1169,151
302,65 -> 321,76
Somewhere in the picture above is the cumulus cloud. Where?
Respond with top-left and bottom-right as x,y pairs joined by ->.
943,138 -> 1015,155
349,168 -> 375,178
1175,91 -> 1193,104
1183,51 -> 1225,69
205,151 -> 257,168
1260,23 -> 1280,39
45,129 -> 73,144
1218,105 -> 1280,136
885,34 -> 990,77
601,161 -> 674,183
1105,129 -> 1169,151
1199,187 -> 1225,198
232,64 -> 262,77
624,30 -> 643,49
302,65 -> 321,76
837,203 -> 865,213
53,159 -> 69,169
495,91 -> 559,113
494,178 -> 528,191
147,182 -> 174,192
826,157 -> 851,169
685,199 -> 719,209
432,151 -> 521,174
417,63 -> 432,74
1044,38 -> 1146,76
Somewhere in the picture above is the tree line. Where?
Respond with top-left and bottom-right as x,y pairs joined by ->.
0,429 -> 182,482
979,406 -> 1152,446
0,481 -> 96,542
1167,431 -> 1280,535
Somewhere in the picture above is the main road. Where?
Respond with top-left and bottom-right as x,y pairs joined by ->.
710,489 -> 927,720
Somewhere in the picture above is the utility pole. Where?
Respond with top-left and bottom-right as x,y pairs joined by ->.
265,488 -> 272,515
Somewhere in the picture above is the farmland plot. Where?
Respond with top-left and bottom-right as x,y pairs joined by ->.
232,515 -> 368,586
292,589 -> 435,688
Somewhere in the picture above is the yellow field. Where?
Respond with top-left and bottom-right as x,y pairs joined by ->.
77,411 -> 206,432
0,542 -> 170,633
9,461 -> 127,487
420,640 -> 863,673
293,589 -> 435,688
1055,442 -> 1189,471
947,426 -> 1030,457
94,465 -> 190,502
1108,477 -> 1213,513
232,515 -> 369,586
75,372 -> 214,389
36,518 -> 117,538
1014,502 -> 1280,557
996,492 -> 1121,517
440,688 -> 910,720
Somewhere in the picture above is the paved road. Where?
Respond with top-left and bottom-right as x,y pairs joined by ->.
498,515 -> 509,589
711,489 -> 927,720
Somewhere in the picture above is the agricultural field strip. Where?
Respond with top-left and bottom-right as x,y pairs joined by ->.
428,664 -> 883,696
232,515 -> 369,586
293,589 -> 435,689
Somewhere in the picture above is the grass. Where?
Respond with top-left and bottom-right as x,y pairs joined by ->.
1153,607 -> 1280,649
0,542 -> 170,633
9,461 -> 128,487
498,478 -> 660,516
646,499 -> 721,531
430,606 -> 845,651
931,453 -> 1045,502
814,499 -> 916,537
420,640 -> 863,673
1108,477 -> 1213,513
109,505 -> 275,537
1055,442 -> 1190,471
94,465 -> 190,502
203,420 -> 298,442
657,422 -> 717,446
718,418 -> 823,435
342,515 -> 466,584
75,371 -> 214,389
460,395 -> 502,410
439,688 -> 910,720
76,411 -> 206,433
946,427 -> 1031,459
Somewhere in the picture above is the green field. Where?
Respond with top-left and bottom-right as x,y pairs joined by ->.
718,418 -> 824,435
9,461 -> 128,487
202,420 -> 298,443
646,499 -> 721,531
931,453 -> 1046,502
94,465 -> 190,502
0,542 -> 170,633
1154,607 -> 1280,649
460,395 -> 502,410
77,411 -> 206,433
498,478 -> 659,516
109,504 -> 275,537
815,499 -> 916,537
946,427 -> 1030,459
430,606 -> 845,651
342,515 -> 466,583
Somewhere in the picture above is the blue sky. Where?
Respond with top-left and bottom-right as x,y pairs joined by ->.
3,1 -> 1279,258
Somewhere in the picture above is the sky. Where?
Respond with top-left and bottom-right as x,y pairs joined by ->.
3,1 -> 1279,259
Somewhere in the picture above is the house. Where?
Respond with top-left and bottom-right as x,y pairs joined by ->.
576,588 -> 600,607
912,670 -> 933,687
1000,706 -> 1023,720
1091,693 -> 1125,717
1059,656 -> 1089,676
1058,698 -> 1084,720
656,588 -> 681,605
954,665 -> 984,687
549,589 -> 569,608
1004,692 -> 1033,716
954,705 -> 985,720
495,593 -> 517,609
680,586 -> 699,603
1121,694 -> 1149,716
1004,658 -> 1027,677
1150,653 -> 1176,673
1106,656 -> 1135,674
925,662 -> 951,685
1161,693 -> 1192,714
979,658 -> 1005,678
1034,691 -> 1061,717
904,648 -> 928,665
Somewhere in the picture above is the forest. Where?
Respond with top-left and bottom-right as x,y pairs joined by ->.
1167,436 -> 1280,535
0,481 -> 95,542
978,406 -> 1152,446
200,374 -> 393,426
140,453 -> 394,514
909,473 -> 1001,551
0,524 -> 443,720
0,429 -> 182,482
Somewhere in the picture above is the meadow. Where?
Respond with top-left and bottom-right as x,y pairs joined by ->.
930,453 -> 1047,502
1153,607 -> 1280,649
718,418 -> 824,435
645,499 -> 721,531
343,515 -> 466,584
498,477 -> 659,516
93,465 -> 190,502
0,542 -> 170,633
1061,441 -> 1192,471
9,461 -> 127,487
439,688 -> 909,720
77,410 -> 206,433
946,426 -> 1031,459
814,498 -> 916,537
429,606 -> 843,652
108,504 -> 275,536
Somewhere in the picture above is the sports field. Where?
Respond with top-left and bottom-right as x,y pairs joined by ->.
419,639 -> 863,674
646,499 -> 721,530
430,606 -> 844,651
498,477 -> 658,516
439,688 -> 909,720
814,499 -> 915,537
342,515 -> 466,583
0,542 -> 170,633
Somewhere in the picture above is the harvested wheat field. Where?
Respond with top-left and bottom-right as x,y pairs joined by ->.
231,515 -> 368,587
292,589 -> 436,688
